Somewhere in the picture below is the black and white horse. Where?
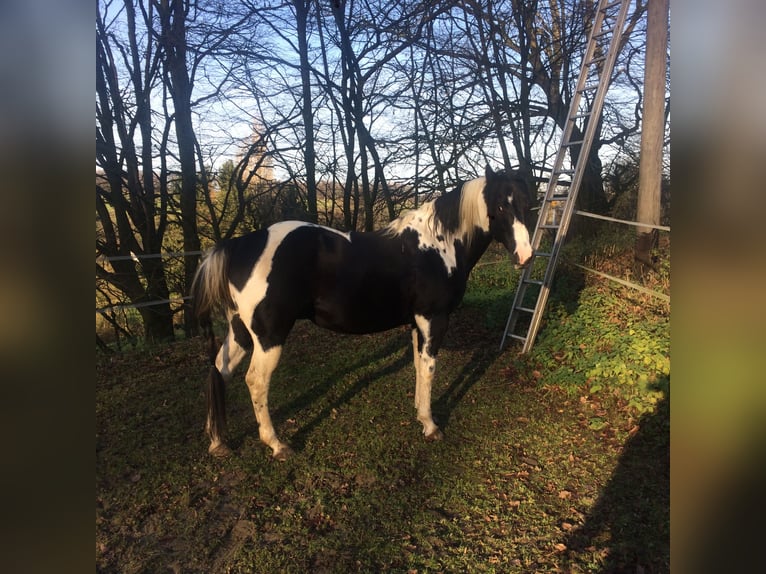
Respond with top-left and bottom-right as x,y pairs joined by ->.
191,166 -> 534,459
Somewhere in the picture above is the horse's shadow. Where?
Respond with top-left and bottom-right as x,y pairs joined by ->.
432,344 -> 496,431
283,335 -> 412,452
231,321 -> 502,453
224,329 -> 412,453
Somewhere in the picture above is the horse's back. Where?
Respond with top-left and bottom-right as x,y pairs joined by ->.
224,222 -> 414,336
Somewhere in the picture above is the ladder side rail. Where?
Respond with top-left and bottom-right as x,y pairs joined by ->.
520,0 -> 631,352
500,0 -> 632,352
500,266 -> 533,348
523,0 -> 609,286
554,0 -> 631,244
532,0 -> 614,238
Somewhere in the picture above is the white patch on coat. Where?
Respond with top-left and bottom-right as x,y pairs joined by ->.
245,343 -> 285,454
458,177 -> 490,237
215,323 -> 248,380
384,176 -> 489,275
413,314 -> 439,436
233,221 -> 351,313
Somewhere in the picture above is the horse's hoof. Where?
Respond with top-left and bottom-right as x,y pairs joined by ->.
425,428 -> 444,442
272,445 -> 294,461
209,443 -> 232,458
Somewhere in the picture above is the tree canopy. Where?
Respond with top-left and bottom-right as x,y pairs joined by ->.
96,0 -> 666,344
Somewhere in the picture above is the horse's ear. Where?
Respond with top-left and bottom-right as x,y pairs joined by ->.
485,164 -> 494,178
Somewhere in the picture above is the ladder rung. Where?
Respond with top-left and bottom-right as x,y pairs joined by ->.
538,224 -> 558,230
593,28 -> 615,39
578,83 -> 600,93
506,333 -> 527,342
524,279 -> 543,286
533,251 -> 552,257
570,112 -> 592,120
515,306 -> 535,314
603,0 -> 623,10
565,139 -> 584,147
588,55 -> 607,66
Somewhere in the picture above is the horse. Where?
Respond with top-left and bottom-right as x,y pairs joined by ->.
191,165 -> 534,460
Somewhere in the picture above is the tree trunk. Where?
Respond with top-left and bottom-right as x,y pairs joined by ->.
579,148 -> 608,215
96,2 -> 176,344
140,303 -> 176,343
140,256 -> 176,342
162,0 -> 200,336
295,0 -> 318,223
635,0 -> 668,265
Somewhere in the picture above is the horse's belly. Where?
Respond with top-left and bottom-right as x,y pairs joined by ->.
312,292 -> 409,334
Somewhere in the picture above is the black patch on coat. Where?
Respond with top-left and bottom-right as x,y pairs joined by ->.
433,181 -> 465,234
225,229 -> 269,291
231,313 -> 253,350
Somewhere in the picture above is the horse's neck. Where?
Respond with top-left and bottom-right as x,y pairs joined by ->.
460,230 -> 493,273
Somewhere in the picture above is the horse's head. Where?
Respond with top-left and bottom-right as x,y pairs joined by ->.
483,165 -> 535,268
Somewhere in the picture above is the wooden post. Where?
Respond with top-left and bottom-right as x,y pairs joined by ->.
635,0 -> 669,265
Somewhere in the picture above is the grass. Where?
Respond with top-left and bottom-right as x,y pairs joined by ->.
96,239 -> 669,573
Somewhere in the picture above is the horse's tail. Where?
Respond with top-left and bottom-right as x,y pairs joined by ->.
191,244 -> 235,354
190,244 -> 233,454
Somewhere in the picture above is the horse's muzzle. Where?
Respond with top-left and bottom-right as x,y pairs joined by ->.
513,251 -> 533,270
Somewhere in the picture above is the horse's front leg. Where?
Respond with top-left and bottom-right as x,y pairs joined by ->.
412,314 -> 447,441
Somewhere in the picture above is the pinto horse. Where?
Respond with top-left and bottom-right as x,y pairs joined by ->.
191,165 -> 534,459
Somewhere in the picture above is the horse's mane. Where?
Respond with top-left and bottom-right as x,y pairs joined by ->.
383,176 -> 488,246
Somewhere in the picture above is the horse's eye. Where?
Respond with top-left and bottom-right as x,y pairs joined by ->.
498,205 -> 505,213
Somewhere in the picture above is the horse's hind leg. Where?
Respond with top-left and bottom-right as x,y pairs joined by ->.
245,339 -> 292,460
207,315 -> 251,456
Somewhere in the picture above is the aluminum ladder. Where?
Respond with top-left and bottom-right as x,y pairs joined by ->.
500,0 -> 631,352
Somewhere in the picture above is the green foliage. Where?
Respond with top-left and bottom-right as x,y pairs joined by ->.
451,234 -> 670,417
464,246 -> 521,328
529,278 -> 669,416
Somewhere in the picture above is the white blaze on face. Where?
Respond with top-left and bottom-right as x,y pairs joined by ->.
512,219 -> 532,265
